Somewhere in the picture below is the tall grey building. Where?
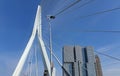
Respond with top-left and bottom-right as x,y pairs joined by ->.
63,46 -> 96,76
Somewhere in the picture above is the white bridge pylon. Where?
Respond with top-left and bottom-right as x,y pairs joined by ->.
12,5 -> 53,76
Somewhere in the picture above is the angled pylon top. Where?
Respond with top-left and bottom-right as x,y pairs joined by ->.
33,5 -> 42,38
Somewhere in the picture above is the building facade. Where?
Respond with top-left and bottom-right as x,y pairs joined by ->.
63,46 -> 102,76
95,55 -> 103,76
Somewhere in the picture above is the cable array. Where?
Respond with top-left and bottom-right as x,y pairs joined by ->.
78,6 -> 120,19
40,0 -> 120,75
95,51 -> 120,61
54,0 -> 80,16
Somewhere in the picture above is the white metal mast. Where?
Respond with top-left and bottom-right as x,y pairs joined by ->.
12,5 -> 53,76
35,45 -> 39,76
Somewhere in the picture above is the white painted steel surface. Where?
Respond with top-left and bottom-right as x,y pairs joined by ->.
13,5 -> 53,76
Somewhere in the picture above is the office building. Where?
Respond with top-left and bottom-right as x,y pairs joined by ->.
62,46 -> 97,76
95,55 -> 103,76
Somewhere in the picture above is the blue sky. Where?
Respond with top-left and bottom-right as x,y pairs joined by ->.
0,0 -> 120,76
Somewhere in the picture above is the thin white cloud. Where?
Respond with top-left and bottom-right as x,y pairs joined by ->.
103,67 -> 120,76
96,43 -> 120,52
96,43 -> 120,76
